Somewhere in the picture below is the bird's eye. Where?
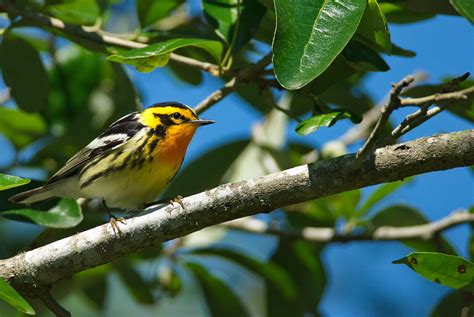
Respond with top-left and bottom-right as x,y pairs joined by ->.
171,112 -> 181,120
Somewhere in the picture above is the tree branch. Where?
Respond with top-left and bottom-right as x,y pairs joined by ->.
0,2 -> 219,75
194,53 -> 272,114
38,291 -> 71,317
0,130 -> 473,295
223,210 -> 474,242
356,75 -> 415,159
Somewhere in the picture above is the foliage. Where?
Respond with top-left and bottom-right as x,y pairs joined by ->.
0,0 -> 472,316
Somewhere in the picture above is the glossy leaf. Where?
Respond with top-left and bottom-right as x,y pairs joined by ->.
295,110 -> 362,136
1,198 -> 83,228
48,0 -> 100,26
342,40 -> 389,72
0,107 -> 47,147
273,0 -> 366,89
371,205 -> 457,254
380,3 -> 435,24
266,241 -> 326,317
0,277 -> 35,315
357,0 -> 391,53
0,174 -> 30,191
190,247 -> 297,300
202,0 -> 266,52
393,252 -> 474,292
450,0 -> 474,23
107,38 -> 223,72
0,36 -> 49,112
185,261 -> 249,317
137,0 -> 183,28
357,179 -> 410,216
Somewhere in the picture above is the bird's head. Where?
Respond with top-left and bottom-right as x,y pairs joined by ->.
141,102 -> 215,143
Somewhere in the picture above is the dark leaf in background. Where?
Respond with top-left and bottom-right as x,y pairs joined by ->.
295,110 -> 362,136
47,0 -> 100,26
185,261 -> 249,317
0,107 -> 47,148
266,241 -> 326,317
379,2 -> 435,24
0,277 -> 35,315
0,174 -> 30,191
342,40 -> 390,72
450,0 -> 474,23
0,36 -> 49,112
189,247 -> 297,300
107,38 -> 223,72
163,140 -> 250,198
114,261 -> 155,305
202,0 -> 266,53
357,0 -> 391,54
136,0 -> 183,29
1,198 -> 83,228
75,265 -> 110,309
235,84 -> 272,114
430,291 -> 474,317
371,205 -> 457,254
393,252 -> 474,292
272,0 -> 366,89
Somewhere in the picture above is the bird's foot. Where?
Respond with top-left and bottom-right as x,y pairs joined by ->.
169,195 -> 184,208
109,214 -> 126,235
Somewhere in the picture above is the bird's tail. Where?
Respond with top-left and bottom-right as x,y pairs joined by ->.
9,186 -> 56,205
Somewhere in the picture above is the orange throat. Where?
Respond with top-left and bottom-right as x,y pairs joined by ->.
155,125 -> 197,166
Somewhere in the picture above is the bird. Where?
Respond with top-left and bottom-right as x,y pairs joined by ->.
9,102 -> 215,230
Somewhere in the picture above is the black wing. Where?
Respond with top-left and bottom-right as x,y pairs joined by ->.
46,112 -> 144,184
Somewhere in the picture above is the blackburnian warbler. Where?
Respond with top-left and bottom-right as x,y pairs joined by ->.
9,102 -> 214,227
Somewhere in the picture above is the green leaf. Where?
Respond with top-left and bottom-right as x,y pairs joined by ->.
357,0 -> 391,53
1,198 -> 83,228
107,38 -> 223,72
266,241 -> 326,317
430,291 -> 474,317
0,277 -> 35,315
371,205 -> 457,254
0,107 -> 47,147
189,247 -> 297,300
273,0 -> 366,89
114,262 -> 154,305
47,0 -> 100,26
342,40 -> 389,72
0,36 -> 49,112
450,0 -> 474,23
380,3 -> 435,24
295,110 -> 362,136
136,0 -> 183,28
393,252 -> 474,292
0,174 -> 30,191
202,0 -> 266,52
357,179 -> 410,216
185,262 -> 249,317
391,42 -> 416,57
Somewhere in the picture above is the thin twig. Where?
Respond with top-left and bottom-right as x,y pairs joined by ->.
194,53 -> 272,114
339,71 -> 428,146
392,73 -> 472,139
223,210 -> 474,243
0,2 -> 219,75
356,75 -> 415,159
38,291 -> 71,317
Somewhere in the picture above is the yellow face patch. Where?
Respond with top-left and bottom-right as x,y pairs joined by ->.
140,103 -> 197,129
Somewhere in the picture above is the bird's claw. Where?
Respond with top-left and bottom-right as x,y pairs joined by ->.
169,195 -> 184,208
109,215 -> 126,235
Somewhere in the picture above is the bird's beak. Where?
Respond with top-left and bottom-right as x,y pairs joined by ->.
188,119 -> 216,126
